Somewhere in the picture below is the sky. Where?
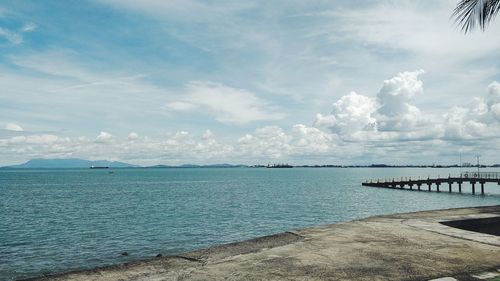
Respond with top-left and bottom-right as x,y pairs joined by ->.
1,0 -> 500,166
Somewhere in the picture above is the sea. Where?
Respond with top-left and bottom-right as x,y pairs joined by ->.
1,167 -> 499,280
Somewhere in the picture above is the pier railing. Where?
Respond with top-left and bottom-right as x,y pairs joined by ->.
460,171 -> 500,179
362,172 -> 500,195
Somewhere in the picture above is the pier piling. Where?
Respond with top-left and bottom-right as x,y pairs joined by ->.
362,171 -> 499,196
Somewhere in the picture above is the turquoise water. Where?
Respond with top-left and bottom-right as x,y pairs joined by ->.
1,167 -> 499,280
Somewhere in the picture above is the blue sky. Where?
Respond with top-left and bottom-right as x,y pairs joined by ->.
1,0 -> 500,165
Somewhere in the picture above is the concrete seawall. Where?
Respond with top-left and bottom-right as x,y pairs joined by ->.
27,205 -> 500,281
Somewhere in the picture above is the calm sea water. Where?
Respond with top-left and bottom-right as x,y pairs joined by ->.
1,167 -> 499,280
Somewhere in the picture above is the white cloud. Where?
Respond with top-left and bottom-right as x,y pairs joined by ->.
25,134 -> 59,144
0,22 -> 37,45
314,70 -> 428,139
492,104 -> 500,121
326,1 -> 500,59
315,70 -> 500,144
2,65 -> 499,166
488,82 -> 500,101
1,51 -> 170,133
21,22 -> 37,33
167,81 -> 285,125
0,27 -> 22,44
96,131 -> 113,143
442,82 -> 500,140
234,124 -> 341,161
289,124 -> 335,155
314,91 -> 377,137
237,126 -> 291,159
10,51 -> 100,81
164,101 -> 198,111
375,70 -> 425,131
5,123 -> 24,131
127,132 -> 139,140
202,129 -> 214,139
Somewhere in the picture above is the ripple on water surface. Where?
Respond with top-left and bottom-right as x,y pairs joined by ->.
0,167 -> 499,280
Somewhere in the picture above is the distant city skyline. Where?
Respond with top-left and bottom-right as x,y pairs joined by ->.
1,0 -> 500,166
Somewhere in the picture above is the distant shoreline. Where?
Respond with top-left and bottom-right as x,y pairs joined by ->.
2,164 -> 500,169
3,158 -> 499,169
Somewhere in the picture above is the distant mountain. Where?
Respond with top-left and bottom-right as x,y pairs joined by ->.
3,158 -> 138,169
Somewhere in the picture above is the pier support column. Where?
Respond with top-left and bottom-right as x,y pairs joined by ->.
481,182 -> 484,195
448,182 -> 452,193
436,183 -> 440,192
417,184 -> 421,191
410,184 -> 413,190
472,182 -> 475,195
428,183 -> 431,191
458,182 -> 462,193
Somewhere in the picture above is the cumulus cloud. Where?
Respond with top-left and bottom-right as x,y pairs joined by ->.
314,91 -> 377,136
289,124 -> 335,155
5,123 -> 24,131
375,70 -> 425,131
202,129 -> 214,139
2,71 -> 500,166
166,81 -> 285,125
25,134 -> 59,144
235,124 -> 339,160
487,82 -> 500,121
442,82 -> 500,140
315,70 -> 427,140
237,126 -> 291,159
314,70 -> 500,145
95,131 -> 113,143
127,132 -> 139,140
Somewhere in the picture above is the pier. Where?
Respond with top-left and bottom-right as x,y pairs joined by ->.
362,171 -> 500,195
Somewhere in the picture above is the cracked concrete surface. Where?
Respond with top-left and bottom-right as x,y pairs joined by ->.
26,205 -> 500,281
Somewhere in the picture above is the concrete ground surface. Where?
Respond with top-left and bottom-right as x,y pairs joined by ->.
27,205 -> 500,281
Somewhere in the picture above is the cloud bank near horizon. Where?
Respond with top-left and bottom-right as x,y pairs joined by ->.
2,70 -> 499,166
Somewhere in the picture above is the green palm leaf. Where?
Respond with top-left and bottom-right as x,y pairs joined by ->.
453,0 -> 500,33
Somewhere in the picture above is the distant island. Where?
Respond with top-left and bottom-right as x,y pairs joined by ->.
0,159 -> 248,169
2,158 -> 139,169
2,158 -> 499,169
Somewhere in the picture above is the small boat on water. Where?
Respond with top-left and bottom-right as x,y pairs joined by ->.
90,165 -> 109,169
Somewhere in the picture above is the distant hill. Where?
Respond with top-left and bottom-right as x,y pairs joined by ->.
3,158 -> 138,169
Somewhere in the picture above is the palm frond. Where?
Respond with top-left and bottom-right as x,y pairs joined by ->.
452,0 -> 500,33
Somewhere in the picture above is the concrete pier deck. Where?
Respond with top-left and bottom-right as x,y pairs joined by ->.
28,205 -> 500,281
362,171 -> 500,195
